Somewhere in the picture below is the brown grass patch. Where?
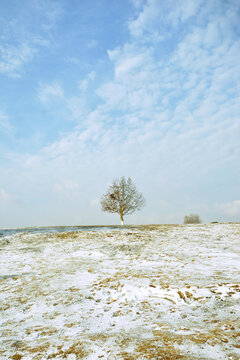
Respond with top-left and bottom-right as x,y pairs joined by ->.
27,344 -> 50,354
117,353 -> 135,360
40,328 -> 58,336
134,339 -> 189,359
52,231 -> 81,240
88,333 -> 109,342
48,343 -> 87,358
12,355 -> 23,360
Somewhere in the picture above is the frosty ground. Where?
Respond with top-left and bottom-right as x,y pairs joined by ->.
0,224 -> 240,360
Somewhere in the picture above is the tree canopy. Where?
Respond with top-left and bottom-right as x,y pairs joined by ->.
100,177 -> 145,225
184,214 -> 201,224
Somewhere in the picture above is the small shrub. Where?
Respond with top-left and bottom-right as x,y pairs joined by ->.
184,214 -> 201,224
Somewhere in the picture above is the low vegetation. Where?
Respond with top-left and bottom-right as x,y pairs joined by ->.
184,213 -> 201,224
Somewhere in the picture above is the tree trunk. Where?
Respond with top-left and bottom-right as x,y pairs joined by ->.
120,212 -> 124,226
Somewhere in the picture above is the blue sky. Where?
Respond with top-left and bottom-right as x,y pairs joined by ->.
0,0 -> 240,228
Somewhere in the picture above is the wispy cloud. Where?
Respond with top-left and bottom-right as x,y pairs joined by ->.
32,0 -> 64,28
0,0 -> 63,77
167,0 -> 202,25
78,71 -> 96,92
0,110 -> 12,134
217,200 -> 240,217
37,81 -> 89,122
130,0 -> 145,9
37,82 -> 64,104
87,39 -> 98,49
0,188 -> 16,203
0,43 -> 36,78
53,180 -> 81,196
128,0 -> 157,36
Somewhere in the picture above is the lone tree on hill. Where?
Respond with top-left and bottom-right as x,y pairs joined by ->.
100,177 -> 146,225
184,214 -> 201,224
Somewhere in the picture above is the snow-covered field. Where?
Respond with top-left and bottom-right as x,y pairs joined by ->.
0,224 -> 240,360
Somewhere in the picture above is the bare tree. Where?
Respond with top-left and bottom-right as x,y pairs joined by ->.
100,177 -> 146,225
184,214 -> 201,224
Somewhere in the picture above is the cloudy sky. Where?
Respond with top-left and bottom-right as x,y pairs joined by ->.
0,0 -> 240,228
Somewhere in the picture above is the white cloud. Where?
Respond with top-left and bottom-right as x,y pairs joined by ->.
128,0 -> 202,40
0,189 -> 15,202
168,0 -> 202,25
217,201 -> 240,216
87,39 -> 97,48
38,83 -> 64,104
130,0 -> 145,9
96,82 -> 126,107
31,0 -> 64,30
78,71 -> 96,92
99,46 -> 160,113
90,198 -> 100,207
128,0 -> 160,38
37,78 -> 91,121
53,180 -> 81,196
114,53 -> 148,79
0,43 -> 36,78
30,3 -> 240,171
88,71 -> 96,81
205,22 -> 221,48
66,96 -> 88,121
0,110 -> 12,134
0,0 -> 63,78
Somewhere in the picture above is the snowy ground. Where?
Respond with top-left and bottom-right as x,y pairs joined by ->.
0,223 -> 240,360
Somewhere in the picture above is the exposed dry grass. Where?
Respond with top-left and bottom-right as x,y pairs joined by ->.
11,355 -> 23,360
48,343 -> 87,359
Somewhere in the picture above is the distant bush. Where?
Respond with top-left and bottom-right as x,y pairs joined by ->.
184,214 -> 201,224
